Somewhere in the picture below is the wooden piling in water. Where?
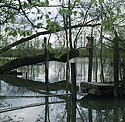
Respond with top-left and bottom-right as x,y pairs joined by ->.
25,72 -> 27,79
44,37 -> 49,90
71,63 -> 76,101
71,63 -> 77,122
87,36 -> 94,82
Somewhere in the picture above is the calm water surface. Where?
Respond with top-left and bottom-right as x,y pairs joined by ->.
0,58 -> 124,122
18,58 -> 114,83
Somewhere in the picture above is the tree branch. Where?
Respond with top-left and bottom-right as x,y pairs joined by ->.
0,23 -> 100,54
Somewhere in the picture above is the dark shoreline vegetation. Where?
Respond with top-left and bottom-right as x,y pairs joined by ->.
0,47 -> 114,58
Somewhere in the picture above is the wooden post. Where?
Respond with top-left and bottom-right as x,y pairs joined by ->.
114,37 -> 119,98
44,37 -> 49,90
71,63 -> 76,101
71,63 -> 76,122
26,72 -> 27,79
44,37 -> 49,122
87,36 -> 94,82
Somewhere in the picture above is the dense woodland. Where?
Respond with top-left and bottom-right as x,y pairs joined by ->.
0,0 -> 125,97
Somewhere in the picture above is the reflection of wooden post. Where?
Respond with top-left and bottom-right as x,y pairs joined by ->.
87,36 -> 94,82
120,64 -> 125,97
71,63 -> 76,101
113,100 -> 119,122
88,109 -> 92,122
44,37 -> 49,90
45,96 -> 49,122
121,108 -> 125,122
71,99 -> 76,122
114,37 -> 119,97
66,100 -> 71,122
95,57 -> 98,82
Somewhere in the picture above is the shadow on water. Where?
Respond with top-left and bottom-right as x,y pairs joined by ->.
0,75 -> 78,122
80,95 -> 125,122
1,75 -> 125,121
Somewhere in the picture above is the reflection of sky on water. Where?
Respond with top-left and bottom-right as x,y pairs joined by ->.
0,80 -> 68,122
18,57 -> 114,84
0,103 -> 66,122
0,79 -> 124,122
0,58 -> 116,122
0,81 -> 40,96
18,61 -> 66,83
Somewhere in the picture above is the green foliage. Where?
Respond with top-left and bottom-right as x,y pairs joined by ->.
8,29 -> 17,37
103,19 -> 112,32
46,20 -> 62,32
75,0 -> 80,3
54,50 -> 65,59
73,11 -> 77,16
0,0 -> 125,56
45,0 -> 49,6
24,1 -> 29,8
59,8 -> 72,16
42,42 -> 52,51
39,0 -> 49,7
59,9 -> 65,15
0,35 -> 3,40
91,0 -> 96,4
5,27 -> 10,32
66,10 -> 72,16
37,15 -> 43,20
48,43 -> 52,51
99,0 -> 104,4
37,23 -> 43,27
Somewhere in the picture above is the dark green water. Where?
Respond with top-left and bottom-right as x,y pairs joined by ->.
0,58 -> 124,122
0,80 -> 125,122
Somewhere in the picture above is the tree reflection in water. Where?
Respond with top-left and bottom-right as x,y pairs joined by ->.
1,82 -> 125,122
0,58 -> 125,122
80,96 -> 125,122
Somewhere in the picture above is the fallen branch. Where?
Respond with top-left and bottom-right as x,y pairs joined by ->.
0,50 -> 79,73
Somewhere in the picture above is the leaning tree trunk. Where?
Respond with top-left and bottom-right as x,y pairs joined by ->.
0,50 -> 79,74
0,24 -> 100,55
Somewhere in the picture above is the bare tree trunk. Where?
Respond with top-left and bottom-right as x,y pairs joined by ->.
62,8 -> 69,93
95,57 -> 98,82
68,0 -> 73,49
87,33 -> 94,82
100,5 -> 105,83
114,36 -> 119,98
